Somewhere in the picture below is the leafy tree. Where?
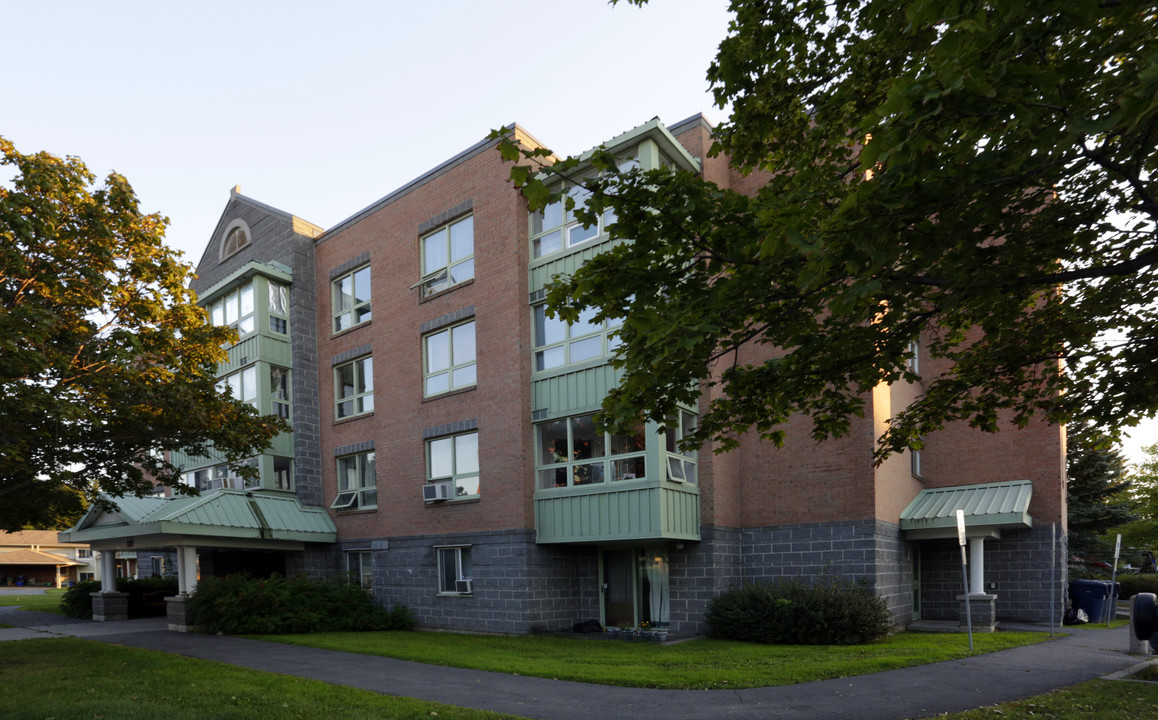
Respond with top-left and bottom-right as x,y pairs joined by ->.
499,1 -> 1157,458
1065,422 -> 1134,560
1117,442 -> 1158,555
0,138 -> 286,531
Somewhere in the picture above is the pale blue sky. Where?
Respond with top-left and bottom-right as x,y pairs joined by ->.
4,0 -> 1153,465
3,0 -> 730,257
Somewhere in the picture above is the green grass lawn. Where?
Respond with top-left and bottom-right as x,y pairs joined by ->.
253,629 -> 1052,690
929,677 -> 1158,719
0,588 -> 65,615
0,638 -> 528,720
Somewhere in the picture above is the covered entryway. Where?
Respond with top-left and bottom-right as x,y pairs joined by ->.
59,490 -> 336,628
900,479 -> 1034,631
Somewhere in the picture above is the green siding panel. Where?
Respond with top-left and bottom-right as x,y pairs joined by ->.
535,483 -> 701,543
532,364 -> 626,418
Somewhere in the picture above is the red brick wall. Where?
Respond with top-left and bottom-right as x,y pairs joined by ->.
314,140 -> 536,540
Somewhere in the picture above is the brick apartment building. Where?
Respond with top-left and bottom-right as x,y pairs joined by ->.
62,114 -> 1067,634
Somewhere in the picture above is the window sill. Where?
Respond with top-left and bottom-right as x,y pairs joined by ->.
331,319 -> 372,339
426,496 -> 480,507
419,278 -> 474,304
334,507 -> 378,515
437,592 -> 474,598
422,385 -> 476,403
334,411 -> 374,426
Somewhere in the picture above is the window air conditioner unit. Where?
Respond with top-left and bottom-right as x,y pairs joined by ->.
423,481 -> 453,502
455,579 -> 473,594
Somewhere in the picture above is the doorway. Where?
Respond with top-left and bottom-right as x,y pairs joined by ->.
912,545 -> 922,621
600,546 -> 670,628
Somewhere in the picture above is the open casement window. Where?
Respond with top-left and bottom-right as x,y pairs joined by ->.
208,282 -> 255,338
335,356 -> 374,419
664,410 -> 698,484
332,451 -> 376,510
269,281 -> 289,335
437,546 -> 472,595
529,158 -> 638,259
427,431 -> 479,500
533,305 -> 621,371
333,265 -> 371,332
535,413 -> 646,490
423,320 -> 476,396
420,215 -> 474,297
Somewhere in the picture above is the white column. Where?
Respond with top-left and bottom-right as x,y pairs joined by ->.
178,547 -> 198,595
969,537 -> 985,595
100,551 -> 117,592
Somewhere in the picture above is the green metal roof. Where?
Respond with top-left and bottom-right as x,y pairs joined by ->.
59,490 -> 336,545
899,479 -> 1033,536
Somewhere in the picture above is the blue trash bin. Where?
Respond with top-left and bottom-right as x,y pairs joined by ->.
1070,579 -> 1111,622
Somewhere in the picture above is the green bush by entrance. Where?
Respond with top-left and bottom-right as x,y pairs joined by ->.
60,576 -> 179,618
705,577 -> 893,645
188,573 -> 414,634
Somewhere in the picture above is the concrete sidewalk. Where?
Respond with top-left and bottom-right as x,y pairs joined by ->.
0,605 -> 1149,720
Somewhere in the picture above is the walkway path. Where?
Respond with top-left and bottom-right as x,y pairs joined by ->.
0,602 -> 1149,720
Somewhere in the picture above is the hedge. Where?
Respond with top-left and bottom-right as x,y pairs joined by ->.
705,577 -> 893,645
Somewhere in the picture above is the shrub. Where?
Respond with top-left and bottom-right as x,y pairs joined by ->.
188,573 -> 414,635
59,576 -> 179,619
61,580 -> 102,618
705,577 -> 893,645
1117,574 -> 1158,599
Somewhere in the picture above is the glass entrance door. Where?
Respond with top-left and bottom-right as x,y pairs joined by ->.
601,549 -> 635,628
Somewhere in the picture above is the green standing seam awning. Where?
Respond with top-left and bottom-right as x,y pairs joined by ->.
59,490 -> 337,547
899,479 -> 1033,540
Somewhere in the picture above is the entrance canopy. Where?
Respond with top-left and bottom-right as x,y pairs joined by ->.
900,479 -> 1033,540
58,489 -> 337,551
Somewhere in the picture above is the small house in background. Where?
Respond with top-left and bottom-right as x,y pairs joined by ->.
0,530 -> 96,587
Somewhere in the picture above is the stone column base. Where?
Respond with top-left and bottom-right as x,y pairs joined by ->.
166,594 -> 198,633
91,591 -> 129,622
957,593 -> 997,632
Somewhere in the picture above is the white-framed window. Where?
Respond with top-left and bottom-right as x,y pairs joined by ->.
221,225 -> 250,259
76,548 -> 93,559
182,460 -> 254,492
79,572 -> 94,582
423,320 -> 476,396
208,282 -> 255,337
420,215 -> 474,297
269,281 -> 289,335
335,356 -> 373,419
533,305 -> 621,371
529,159 -> 637,259
333,265 -> 372,332
332,451 -> 376,510
437,546 -> 472,595
271,366 -> 291,419
273,456 -> 293,491
664,410 -> 699,484
427,431 -> 479,500
535,413 -> 646,490
907,339 -> 920,375
347,550 -> 373,589
219,366 -> 258,408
